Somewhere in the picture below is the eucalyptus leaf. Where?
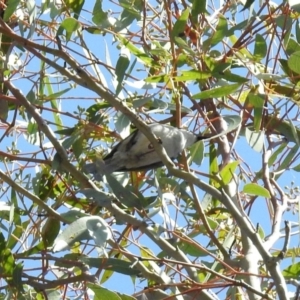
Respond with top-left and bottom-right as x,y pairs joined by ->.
53,216 -> 111,252
243,183 -> 271,198
245,128 -> 265,152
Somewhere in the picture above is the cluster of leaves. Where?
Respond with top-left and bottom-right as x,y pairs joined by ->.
0,0 -> 300,299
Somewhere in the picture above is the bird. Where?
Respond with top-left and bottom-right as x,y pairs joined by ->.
83,122 -> 230,180
83,115 -> 242,181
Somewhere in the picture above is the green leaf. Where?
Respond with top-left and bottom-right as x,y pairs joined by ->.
27,120 -> 42,145
46,88 -> 73,101
145,74 -> 169,83
12,263 -> 23,292
189,140 -> 204,165
117,35 -> 158,67
288,118 -> 300,146
241,0 -> 255,11
55,127 -> 75,135
114,112 -> 131,138
72,135 -> 84,159
87,102 -> 112,117
203,115 -> 242,142
173,37 -> 196,54
42,217 -> 60,248
43,76 -> 65,129
88,283 -> 136,300
0,99 -> 8,121
3,0 -> 21,21
64,0 -> 85,18
210,16 -> 228,47
288,51 -> 300,74
53,216 -> 111,252
220,161 -> 239,185
293,164 -> 300,172
245,128 -> 265,152
209,143 -> 219,187
265,116 -> 300,144
191,0 -> 206,22
214,72 -> 248,83
277,144 -> 299,172
243,183 -> 271,198
105,174 -> 146,209
248,93 -> 264,131
147,99 -> 168,113
178,241 -> 212,257
257,224 -> 265,239
92,0 -> 109,26
57,17 -> 81,41
115,54 -> 130,95
117,0 -> 142,31
0,245 -> 15,276
62,131 -> 83,150
174,70 -> 211,81
118,0 -> 143,29
285,38 -> 300,56
171,8 -> 190,39
193,83 -> 242,99
268,142 -> 287,167
79,189 -> 112,207
7,220 -> 29,250
282,262 -> 300,279
296,20 -> 300,44
26,0 -> 36,24
166,103 -> 192,114
254,34 -> 267,60
82,258 -> 141,276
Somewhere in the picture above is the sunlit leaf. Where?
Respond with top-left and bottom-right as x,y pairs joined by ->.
288,51 -> 300,74
254,34 -> 267,60
189,140 -> 204,165
191,0 -> 206,22
248,93 -> 264,131
174,70 -> 211,81
277,144 -> 299,172
206,16 -> 228,48
193,83 -> 242,99
115,53 -> 130,95
240,0 -> 255,11
92,0 -> 109,25
282,262 -> 300,279
64,0 -> 84,18
245,128 -> 265,152
243,183 -> 271,198
171,8 -> 190,39
82,258 -> 141,276
219,161 -> 239,185
117,35 -> 158,67
88,283 -> 136,300
53,216 -> 111,252
57,17 -> 81,41
3,0 -> 21,21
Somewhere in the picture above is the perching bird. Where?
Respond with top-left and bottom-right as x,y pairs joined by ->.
83,115 -> 242,181
84,122 -> 231,179
84,123 -> 205,175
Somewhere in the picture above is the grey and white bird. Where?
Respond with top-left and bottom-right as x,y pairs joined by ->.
83,119 -> 239,179
83,115 -> 242,180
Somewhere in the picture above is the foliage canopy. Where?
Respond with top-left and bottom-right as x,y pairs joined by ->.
0,0 -> 300,299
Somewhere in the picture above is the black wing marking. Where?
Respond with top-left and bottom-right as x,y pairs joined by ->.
103,129 -> 139,161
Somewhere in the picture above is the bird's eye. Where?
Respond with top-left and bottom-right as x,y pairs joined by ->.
148,138 -> 162,149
